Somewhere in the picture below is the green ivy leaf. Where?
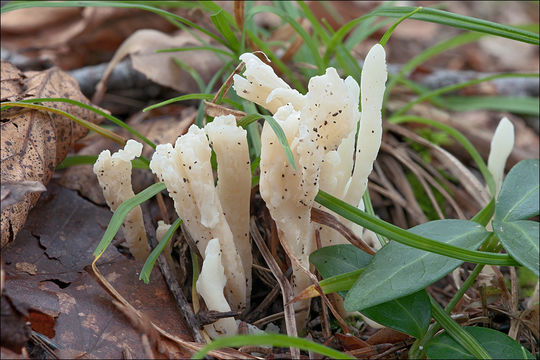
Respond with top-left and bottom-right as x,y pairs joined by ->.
345,220 -> 489,311
493,220 -> 539,276
361,289 -> 431,338
495,159 -> 539,222
425,326 -> 534,359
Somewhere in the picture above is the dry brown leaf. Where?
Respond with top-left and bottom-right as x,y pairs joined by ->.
0,181 -> 46,211
93,29 -> 225,103
1,7 -> 180,70
1,61 -> 102,247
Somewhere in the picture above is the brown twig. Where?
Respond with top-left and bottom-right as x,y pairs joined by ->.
250,217 -> 299,359
245,267 -> 292,323
142,207 -> 205,343
310,208 -> 376,256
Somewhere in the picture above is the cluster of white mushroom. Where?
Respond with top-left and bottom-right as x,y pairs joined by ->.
93,44 -> 389,335
233,45 -> 388,327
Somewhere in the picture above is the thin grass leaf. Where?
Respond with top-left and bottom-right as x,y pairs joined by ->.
383,31 -> 485,109
1,1 -> 227,46
297,0 -> 330,44
392,73 -> 539,117
247,5 -> 324,72
388,115 -> 496,196
56,155 -> 149,170
261,115 -> 296,171
315,190 -> 519,266
430,297 -> 492,359
379,6 -> 423,47
192,334 -> 354,359
143,93 -> 238,112
139,217 -> 182,284
155,46 -> 234,57
211,9 -> 240,53
171,58 -> 206,92
324,5 -> 538,62
12,97 -> 156,149
442,96 -> 540,116
1,102 -> 127,146
93,182 -> 167,258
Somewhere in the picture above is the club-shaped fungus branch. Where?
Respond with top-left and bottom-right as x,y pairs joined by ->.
150,120 -> 250,315
205,115 -> 253,302
94,140 -> 149,261
487,117 -> 515,197
233,53 -> 305,113
196,238 -> 239,338
235,57 -> 360,327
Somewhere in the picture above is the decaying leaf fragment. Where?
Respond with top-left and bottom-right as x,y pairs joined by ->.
94,140 -> 149,261
1,61 -> 102,248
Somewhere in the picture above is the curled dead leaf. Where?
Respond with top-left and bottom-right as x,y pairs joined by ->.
1,61 -> 103,247
93,29 -> 225,103
1,181 -> 46,211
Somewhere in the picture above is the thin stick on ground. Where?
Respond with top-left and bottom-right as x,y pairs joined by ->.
142,211 -> 205,344
310,208 -> 376,256
249,217 -> 299,359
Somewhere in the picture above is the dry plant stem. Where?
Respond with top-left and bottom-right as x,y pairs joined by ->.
244,267 -> 292,323
234,0 -> 245,30
280,19 -> 311,64
203,100 -> 247,120
278,230 -> 351,334
380,156 -> 427,224
143,210 -> 205,344
508,266 -> 520,340
383,141 -> 444,219
315,230 -> 331,340
310,208 -> 376,255
211,61 -> 245,104
249,217 -> 299,359
385,123 -> 466,218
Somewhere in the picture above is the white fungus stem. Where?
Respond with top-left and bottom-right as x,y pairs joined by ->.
94,140 -> 149,261
487,117 -> 514,197
196,238 -> 238,338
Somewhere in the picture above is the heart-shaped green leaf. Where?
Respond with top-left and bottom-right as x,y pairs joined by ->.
493,220 -> 539,276
425,326 -> 534,359
345,220 -> 489,311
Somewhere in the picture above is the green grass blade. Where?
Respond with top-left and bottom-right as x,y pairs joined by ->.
143,93 -> 238,112
315,190 -> 519,266
192,334 -> 354,359
93,182 -> 167,258
1,102 -> 127,146
1,1 -> 227,46
56,155 -> 149,170
442,96 -> 540,116
210,9 -> 240,53
139,217 -> 182,284
388,115 -> 496,196
384,31 -> 484,108
155,46 -> 234,58
171,58 -> 206,92
247,5 -> 324,73
318,269 -> 364,295
392,73 -> 539,117
261,115 -> 296,171
379,6 -> 423,47
13,97 -> 156,149
430,297 -> 492,359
